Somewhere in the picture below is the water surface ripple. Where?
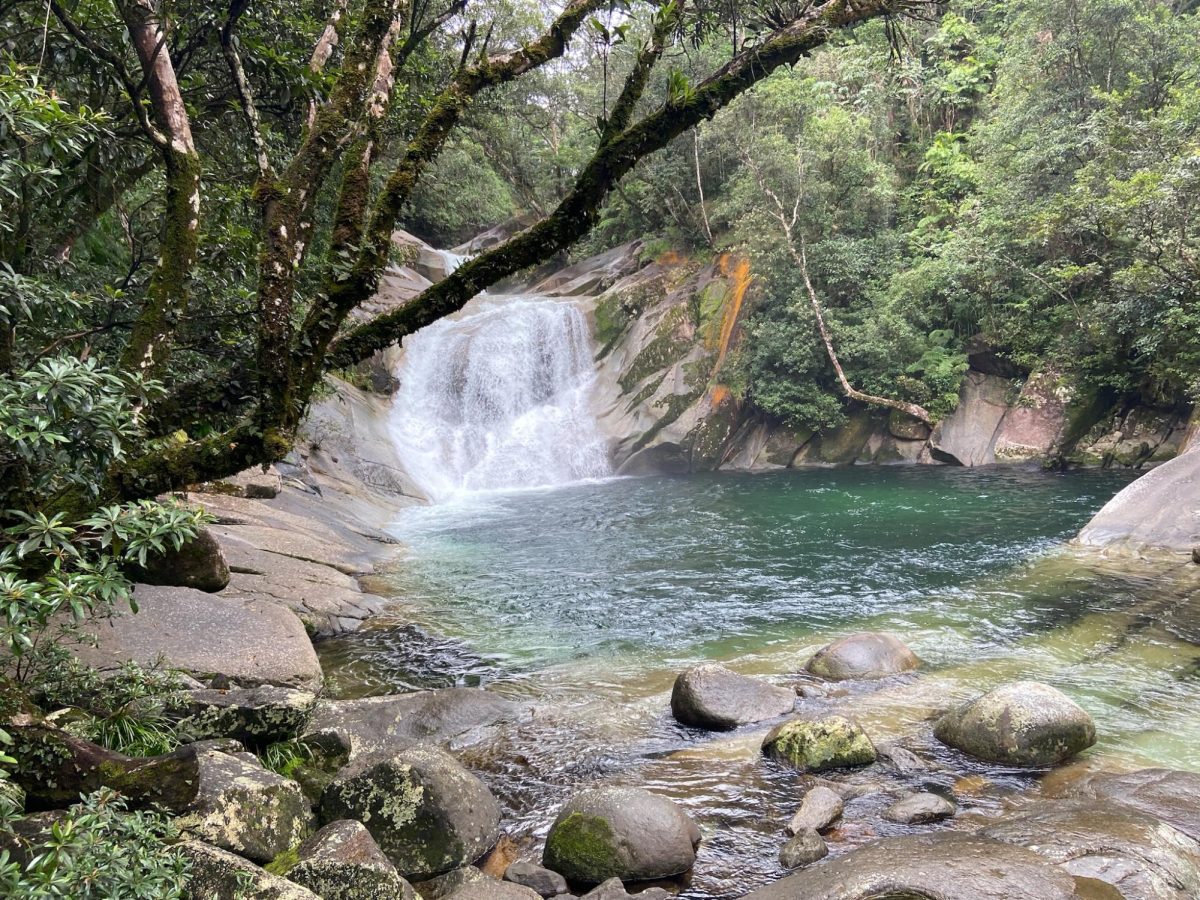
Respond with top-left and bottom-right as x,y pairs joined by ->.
319,467 -> 1200,898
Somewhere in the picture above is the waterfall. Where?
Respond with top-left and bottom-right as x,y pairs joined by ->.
389,293 -> 613,501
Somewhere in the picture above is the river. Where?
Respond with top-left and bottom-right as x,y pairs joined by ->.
317,465 -> 1200,897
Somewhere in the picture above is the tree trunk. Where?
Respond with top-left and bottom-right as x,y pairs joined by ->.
11,723 -> 200,812
117,0 -> 202,375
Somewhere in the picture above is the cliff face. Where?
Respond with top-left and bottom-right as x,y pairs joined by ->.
567,246 -> 1195,474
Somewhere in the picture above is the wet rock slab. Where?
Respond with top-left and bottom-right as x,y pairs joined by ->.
981,799 -> 1200,900
301,687 -> 519,760
742,832 -> 1081,900
1065,768 -> 1200,842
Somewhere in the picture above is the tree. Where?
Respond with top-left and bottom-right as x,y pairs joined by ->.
0,0 -> 936,511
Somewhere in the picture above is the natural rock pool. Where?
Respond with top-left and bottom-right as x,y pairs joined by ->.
318,467 -> 1200,898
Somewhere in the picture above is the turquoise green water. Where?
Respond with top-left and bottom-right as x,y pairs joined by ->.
319,467 -> 1200,897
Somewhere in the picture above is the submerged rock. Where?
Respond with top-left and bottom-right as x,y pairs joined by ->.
742,832 -> 1079,900
180,840 -> 319,900
934,681 -> 1096,767
883,792 -> 956,825
177,750 -> 314,863
670,664 -> 795,730
302,688 -> 517,760
543,786 -> 700,883
320,746 -> 501,879
786,786 -> 843,835
805,632 -> 920,681
981,798 -> 1200,900
778,829 -> 828,869
1067,768 -> 1200,842
287,819 -> 417,900
505,860 -> 569,898
762,716 -> 876,773
877,744 -> 930,776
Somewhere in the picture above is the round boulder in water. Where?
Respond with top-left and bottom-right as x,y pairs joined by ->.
778,829 -> 828,869
805,632 -> 920,681
670,663 -> 795,730
542,787 -> 700,884
934,681 -> 1096,767
319,746 -> 500,879
762,716 -> 876,773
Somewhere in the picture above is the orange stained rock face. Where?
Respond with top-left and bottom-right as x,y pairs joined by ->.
713,254 -> 752,376
710,384 -> 731,406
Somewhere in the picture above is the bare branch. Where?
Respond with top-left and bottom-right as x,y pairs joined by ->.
220,0 -> 273,179
742,143 -> 931,424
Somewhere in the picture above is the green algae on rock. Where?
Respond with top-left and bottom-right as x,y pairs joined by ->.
762,715 -> 877,773
543,787 -> 700,884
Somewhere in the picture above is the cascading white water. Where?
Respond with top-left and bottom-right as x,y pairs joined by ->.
388,288 -> 613,502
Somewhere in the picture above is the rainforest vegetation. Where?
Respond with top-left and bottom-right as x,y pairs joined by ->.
0,0 -> 1198,894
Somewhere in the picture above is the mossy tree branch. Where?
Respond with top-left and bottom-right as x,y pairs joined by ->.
111,0 -> 929,501
327,0 -> 926,369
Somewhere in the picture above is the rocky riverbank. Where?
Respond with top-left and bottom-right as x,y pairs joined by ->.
35,233 -> 1200,898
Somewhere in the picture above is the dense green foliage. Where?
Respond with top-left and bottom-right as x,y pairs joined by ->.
0,789 -> 188,898
443,0 -> 1199,429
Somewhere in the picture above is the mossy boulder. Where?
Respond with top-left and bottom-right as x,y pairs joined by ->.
174,685 -> 316,748
287,819 -> 418,900
176,750 -> 314,863
132,527 -> 230,593
180,840 -> 320,899
762,716 -> 877,773
319,746 -> 501,879
805,632 -> 920,681
670,663 -> 795,730
934,681 -> 1095,767
543,787 -> 700,884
